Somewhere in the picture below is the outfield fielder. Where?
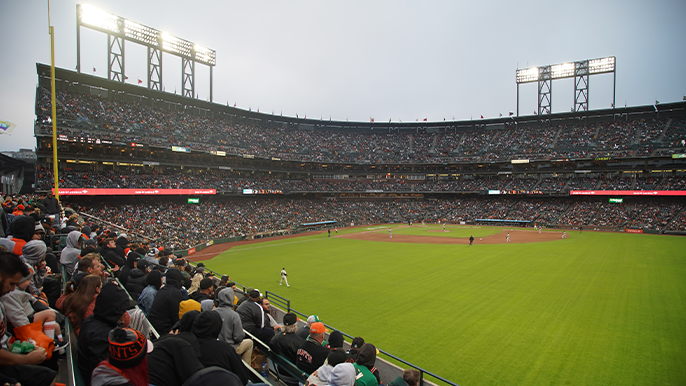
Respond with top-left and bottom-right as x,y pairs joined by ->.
389,229 -> 393,238
506,233 -> 511,243
562,231 -> 567,239
280,267 -> 289,286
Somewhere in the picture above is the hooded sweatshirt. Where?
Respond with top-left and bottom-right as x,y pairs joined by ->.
60,230 -> 83,276
213,287 -> 246,348
7,215 -> 34,256
77,282 -> 130,386
192,311 -> 249,385
330,363 -> 356,386
118,252 -> 139,287
148,268 -> 184,334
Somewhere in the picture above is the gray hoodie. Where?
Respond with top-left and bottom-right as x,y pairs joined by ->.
212,287 -> 245,348
60,230 -> 83,276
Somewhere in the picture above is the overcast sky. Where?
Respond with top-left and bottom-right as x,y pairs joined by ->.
1,0 -> 685,151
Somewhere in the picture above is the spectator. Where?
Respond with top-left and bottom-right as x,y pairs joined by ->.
270,312 -> 305,379
148,268 -> 184,334
353,344 -> 380,386
389,369 -> 420,386
60,230 -> 84,277
296,322 -> 330,375
77,282 -> 131,385
147,313 -> 204,386
126,259 -> 150,301
137,269 -> 162,316
347,337 -> 364,363
7,215 -> 34,256
59,275 -> 102,335
213,287 -> 253,363
297,314 -> 322,340
306,348 -> 348,386
91,327 -> 153,386
236,289 -> 275,343
192,311 -> 249,385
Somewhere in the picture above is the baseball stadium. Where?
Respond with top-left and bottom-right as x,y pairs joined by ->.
1,3 -> 686,386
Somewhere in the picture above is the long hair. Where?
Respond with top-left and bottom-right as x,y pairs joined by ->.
61,274 -> 102,332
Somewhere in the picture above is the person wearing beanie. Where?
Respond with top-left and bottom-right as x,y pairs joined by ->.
352,344 -> 380,386
306,348 -> 349,386
91,327 -> 153,386
327,331 -> 344,349
148,268 -> 185,334
125,258 -> 150,302
136,269 -> 161,317
78,282 -> 131,385
114,234 -> 128,259
22,240 -> 47,296
7,215 -> 35,255
191,311 -> 249,385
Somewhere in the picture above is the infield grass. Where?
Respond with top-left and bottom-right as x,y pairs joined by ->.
203,226 -> 686,386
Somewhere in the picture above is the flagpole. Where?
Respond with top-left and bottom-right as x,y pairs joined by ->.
48,0 -> 60,201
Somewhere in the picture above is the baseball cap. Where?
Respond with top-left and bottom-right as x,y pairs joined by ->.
307,315 -> 321,324
309,322 -> 326,334
248,289 -> 261,299
199,278 -> 214,290
282,313 -> 298,326
351,337 -> 365,349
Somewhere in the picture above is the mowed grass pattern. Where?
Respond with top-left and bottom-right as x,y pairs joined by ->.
203,228 -> 686,386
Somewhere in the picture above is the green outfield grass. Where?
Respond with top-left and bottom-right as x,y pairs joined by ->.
202,227 -> 686,386
384,224 -> 503,238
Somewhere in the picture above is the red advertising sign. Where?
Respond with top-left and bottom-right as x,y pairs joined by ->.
54,188 -> 216,196
570,190 -> 686,196
625,229 -> 643,234
188,248 -> 196,255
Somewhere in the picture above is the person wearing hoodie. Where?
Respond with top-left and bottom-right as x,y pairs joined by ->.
60,230 -> 84,277
306,348 -> 349,386
6,215 -> 34,256
352,344 -> 379,386
126,259 -> 150,301
192,311 -> 249,385
213,287 -> 253,363
77,282 -> 131,385
148,268 -> 184,334
118,251 -> 140,288
330,363 -> 357,386
80,239 -> 98,258
147,311 -> 204,386
114,234 -> 128,259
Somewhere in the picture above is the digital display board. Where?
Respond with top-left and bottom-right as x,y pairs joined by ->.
187,198 -> 200,204
55,188 -> 216,196
571,190 -> 686,196
609,198 -> 624,203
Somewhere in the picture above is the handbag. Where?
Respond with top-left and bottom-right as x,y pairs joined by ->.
12,320 -> 55,359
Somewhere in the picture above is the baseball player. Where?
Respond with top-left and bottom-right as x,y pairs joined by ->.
389,229 -> 392,238
280,267 -> 289,286
506,233 -> 511,243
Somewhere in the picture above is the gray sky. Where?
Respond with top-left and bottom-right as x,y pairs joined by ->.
1,0 -> 685,151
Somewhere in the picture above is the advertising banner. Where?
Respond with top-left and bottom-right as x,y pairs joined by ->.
55,188 -> 216,196
625,229 -> 643,234
188,248 -> 196,255
570,190 -> 686,196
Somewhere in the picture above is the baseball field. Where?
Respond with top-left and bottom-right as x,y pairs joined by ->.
198,225 -> 686,386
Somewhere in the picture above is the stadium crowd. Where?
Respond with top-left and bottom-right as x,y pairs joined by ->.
35,87 -> 686,164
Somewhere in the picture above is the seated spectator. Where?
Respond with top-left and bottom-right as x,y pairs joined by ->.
214,287 -> 253,363
80,239 -> 98,257
60,230 -> 85,277
98,238 -> 125,272
192,311 -> 249,385
181,367 -> 244,386
306,348 -> 348,386
147,312 -> 204,386
353,344 -> 380,386
91,327 -> 153,386
270,312 -> 305,376
327,331 -> 344,349
260,297 -> 282,332
346,337 -> 364,363
78,282 -> 131,385
188,267 -> 205,294
236,289 -> 275,343
77,253 -> 106,278
297,314 -> 321,340
296,322 -> 330,375
118,251 -> 141,287
388,369 -> 420,386
59,275 -> 102,335
126,259 -> 150,301
137,269 -> 162,316
148,268 -> 184,334
330,363 -> 357,386
7,215 -> 35,256
0,252 -> 55,386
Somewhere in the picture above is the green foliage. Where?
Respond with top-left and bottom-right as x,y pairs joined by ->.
204,229 -> 686,386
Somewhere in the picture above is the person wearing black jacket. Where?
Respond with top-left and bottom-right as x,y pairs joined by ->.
118,251 -> 140,287
270,313 -> 305,377
148,268 -> 184,334
125,260 -> 150,301
147,315 -> 204,386
42,192 -> 60,217
295,322 -> 330,375
77,282 -> 130,385
192,311 -> 249,385
97,238 -> 126,270
114,234 -> 128,259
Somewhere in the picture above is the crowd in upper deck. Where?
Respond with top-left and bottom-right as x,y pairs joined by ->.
35,88 -> 686,164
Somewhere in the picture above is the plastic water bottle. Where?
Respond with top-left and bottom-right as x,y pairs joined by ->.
260,361 -> 268,377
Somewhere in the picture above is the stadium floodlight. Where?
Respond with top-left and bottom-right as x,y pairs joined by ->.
515,56 -> 616,116
516,67 -> 539,83
76,3 -> 216,100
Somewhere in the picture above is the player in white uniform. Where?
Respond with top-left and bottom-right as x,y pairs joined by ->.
562,231 -> 567,239
506,233 -> 511,243
280,267 -> 289,286
389,229 -> 392,238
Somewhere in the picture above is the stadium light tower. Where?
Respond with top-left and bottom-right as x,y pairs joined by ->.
76,4 -> 216,100
516,57 -> 615,116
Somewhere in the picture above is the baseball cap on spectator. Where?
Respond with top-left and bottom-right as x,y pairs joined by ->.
17,205 -> 24,210
282,313 -> 298,326
147,248 -> 159,256
327,348 -> 348,366
351,337 -> 365,349
248,289 -> 261,299
307,315 -> 321,324
174,258 -> 185,266
309,322 -> 326,334
226,281 -> 235,287
34,224 -> 46,235
84,239 -> 97,247
220,275 -> 228,281
148,243 -> 156,249
196,262 -> 205,268
117,233 -> 128,240
199,278 -> 214,290
136,260 -> 150,271
107,327 -> 153,368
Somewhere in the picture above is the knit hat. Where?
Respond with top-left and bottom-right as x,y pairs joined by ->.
22,240 -> 47,265
9,215 -> 35,242
327,331 -> 344,349
282,313 -> 298,326
309,322 -> 326,334
329,363 -> 356,386
108,327 -> 153,368
199,278 -> 214,290
19,263 -> 35,284
327,348 -> 348,366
